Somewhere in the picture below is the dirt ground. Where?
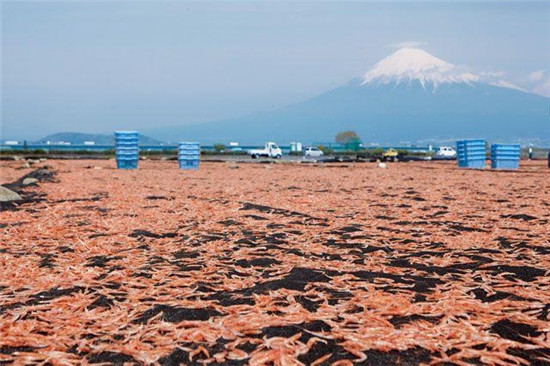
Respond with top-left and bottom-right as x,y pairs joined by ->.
1,160 -> 549,365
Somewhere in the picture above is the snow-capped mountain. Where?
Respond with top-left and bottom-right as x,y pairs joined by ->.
148,48 -> 550,144
361,48 -> 478,88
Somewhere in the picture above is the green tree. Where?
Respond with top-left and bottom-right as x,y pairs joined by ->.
213,144 -> 225,152
335,131 -> 361,151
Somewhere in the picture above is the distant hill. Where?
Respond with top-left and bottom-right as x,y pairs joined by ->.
36,132 -> 163,146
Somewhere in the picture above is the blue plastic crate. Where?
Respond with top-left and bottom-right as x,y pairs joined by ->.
115,136 -> 138,142
491,144 -> 520,170
457,139 -> 486,169
179,150 -> 200,155
178,151 -> 200,157
114,132 -> 139,145
178,152 -> 199,158
115,138 -> 138,145
179,143 -> 200,148
178,142 -> 200,170
116,144 -> 139,150
178,159 -> 199,170
116,150 -> 138,158
116,141 -> 138,147
114,131 -> 139,169
116,158 -> 138,170
491,160 -> 519,170
179,151 -> 200,156
116,147 -> 139,154
116,154 -> 139,161
115,131 -> 138,138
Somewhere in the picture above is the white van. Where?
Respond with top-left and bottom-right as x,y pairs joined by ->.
436,146 -> 457,158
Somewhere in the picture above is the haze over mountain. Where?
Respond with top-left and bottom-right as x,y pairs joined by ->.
147,48 -> 549,145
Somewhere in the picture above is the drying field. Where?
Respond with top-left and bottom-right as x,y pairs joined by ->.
1,160 -> 549,365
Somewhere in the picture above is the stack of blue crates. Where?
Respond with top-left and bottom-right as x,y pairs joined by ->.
114,131 -> 139,169
457,139 -> 486,169
491,144 -> 520,170
178,142 -> 200,170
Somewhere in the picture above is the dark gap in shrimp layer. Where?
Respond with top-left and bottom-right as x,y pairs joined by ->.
490,319 -> 542,343
133,304 -> 222,324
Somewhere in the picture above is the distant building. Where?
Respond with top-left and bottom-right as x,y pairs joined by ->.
229,142 -> 239,147
290,142 -> 303,152
4,141 -> 19,145
84,141 -> 95,145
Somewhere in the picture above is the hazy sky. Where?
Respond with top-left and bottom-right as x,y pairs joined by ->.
2,1 -> 549,140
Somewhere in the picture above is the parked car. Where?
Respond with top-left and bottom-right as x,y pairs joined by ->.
249,142 -> 282,159
435,146 -> 457,159
303,146 -> 324,158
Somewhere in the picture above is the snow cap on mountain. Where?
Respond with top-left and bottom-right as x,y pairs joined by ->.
361,48 -> 479,89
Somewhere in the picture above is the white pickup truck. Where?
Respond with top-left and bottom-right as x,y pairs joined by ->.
249,142 -> 282,159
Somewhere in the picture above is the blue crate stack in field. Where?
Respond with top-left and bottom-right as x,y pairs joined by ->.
178,142 -> 200,170
491,144 -> 520,170
457,139 -> 486,169
114,131 -> 139,169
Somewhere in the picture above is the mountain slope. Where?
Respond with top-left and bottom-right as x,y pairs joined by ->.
148,48 -> 550,145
